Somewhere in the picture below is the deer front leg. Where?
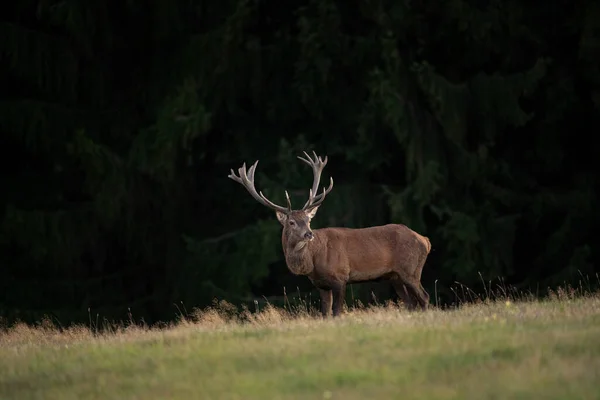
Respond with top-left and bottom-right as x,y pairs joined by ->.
319,289 -> 332,318
331,283 -> 346,317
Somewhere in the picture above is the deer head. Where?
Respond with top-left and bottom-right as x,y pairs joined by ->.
228,151 -> 334,245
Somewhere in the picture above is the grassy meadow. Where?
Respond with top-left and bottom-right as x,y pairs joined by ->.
1,287 -> 600,400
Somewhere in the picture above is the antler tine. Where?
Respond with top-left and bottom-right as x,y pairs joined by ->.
285,190 -> 292,210
303,176 -> 334,210
312,150 -> 321,164
296,151 -> 313,165
297,150 -> 333,210
228,160 -> 292,214
246,161 -> 256,181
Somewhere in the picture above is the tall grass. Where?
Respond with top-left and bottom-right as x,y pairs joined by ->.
1,274 -> 598,338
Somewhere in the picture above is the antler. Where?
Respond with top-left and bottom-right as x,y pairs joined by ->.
297,151 -> 334,211
228,160 -> 292,214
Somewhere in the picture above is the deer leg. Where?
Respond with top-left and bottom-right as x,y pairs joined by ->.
419,282 -> 430,305
331,283 -> 346,317
405,281 -> 429,311
391,280 -> 418,311
319,289 -> 332,318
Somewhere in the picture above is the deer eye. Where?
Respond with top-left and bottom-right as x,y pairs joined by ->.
289,220 -> 295,226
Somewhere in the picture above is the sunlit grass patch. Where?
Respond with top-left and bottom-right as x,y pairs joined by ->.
1,289 -> 600,399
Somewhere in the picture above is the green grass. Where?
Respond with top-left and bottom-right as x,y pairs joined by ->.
1,293 -> 600,400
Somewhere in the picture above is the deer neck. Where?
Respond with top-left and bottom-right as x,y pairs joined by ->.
281,231 -> 315,276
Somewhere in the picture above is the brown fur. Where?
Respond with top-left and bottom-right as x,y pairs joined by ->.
228,152 -> 431,318
277,210 -> 431,317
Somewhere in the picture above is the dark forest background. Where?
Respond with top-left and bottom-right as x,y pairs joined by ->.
1,0 -> 599,326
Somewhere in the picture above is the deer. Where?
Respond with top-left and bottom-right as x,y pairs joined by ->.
228,151 -> 431,317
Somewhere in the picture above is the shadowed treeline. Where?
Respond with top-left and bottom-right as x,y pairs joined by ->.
1,0 -> 599,325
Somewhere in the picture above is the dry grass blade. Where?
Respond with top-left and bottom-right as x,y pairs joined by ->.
1,290 -> 600,399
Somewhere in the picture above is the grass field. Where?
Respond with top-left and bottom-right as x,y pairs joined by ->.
1,289 -> 600,400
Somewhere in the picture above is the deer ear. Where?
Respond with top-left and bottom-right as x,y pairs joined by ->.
275,211 -> 287,225
305,206 -> 319,220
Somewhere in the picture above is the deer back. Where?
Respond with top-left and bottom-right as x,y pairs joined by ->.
310,224 -> 430,283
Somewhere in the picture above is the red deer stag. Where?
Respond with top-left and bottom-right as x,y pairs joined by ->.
228,151 -> 431,317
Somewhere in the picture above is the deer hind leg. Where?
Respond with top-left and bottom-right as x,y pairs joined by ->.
319,289 -> 332,318
405,281 -> 429,311
396,251 -> 431,311
419,282 -> 430,305
391,280 -> 418,311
